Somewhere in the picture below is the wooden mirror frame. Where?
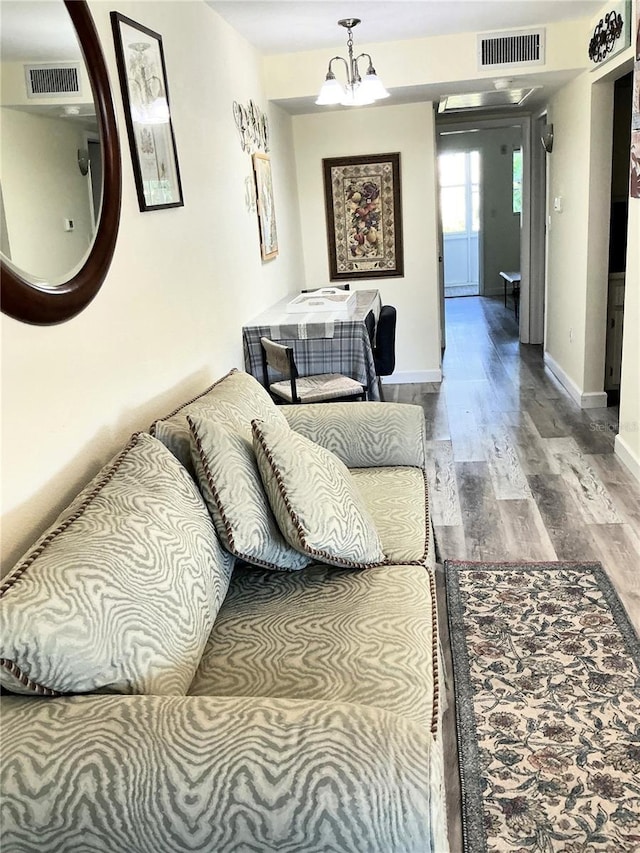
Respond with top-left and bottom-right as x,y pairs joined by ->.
0,0 -> 121,325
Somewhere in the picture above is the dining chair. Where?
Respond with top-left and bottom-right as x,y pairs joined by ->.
260,337 -> 367,404
371,305 -> 397,400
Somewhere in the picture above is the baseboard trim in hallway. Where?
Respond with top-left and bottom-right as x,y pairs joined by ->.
383,369 -> 442,385
615,433 -> 640,483
543,351 -> 608,409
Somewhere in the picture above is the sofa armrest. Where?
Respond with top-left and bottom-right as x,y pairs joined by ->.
1,693 -> 440,852
282,402 -> 427,469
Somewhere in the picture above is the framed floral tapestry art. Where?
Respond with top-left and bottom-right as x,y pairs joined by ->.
322,153 -> 403,281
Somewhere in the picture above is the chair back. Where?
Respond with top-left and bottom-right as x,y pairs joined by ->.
374,305 -> 396,377
364,310 -> 376,348
260,337 -> 299,401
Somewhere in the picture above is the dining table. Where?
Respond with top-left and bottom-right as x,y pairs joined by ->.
242,288 -> 382,401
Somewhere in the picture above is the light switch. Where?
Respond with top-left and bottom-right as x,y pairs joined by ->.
64,218 -> 75,232
553,197 -> 563,213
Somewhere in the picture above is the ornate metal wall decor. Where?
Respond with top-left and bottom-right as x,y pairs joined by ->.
233,99 -> 269,154
589,10 -> 624,63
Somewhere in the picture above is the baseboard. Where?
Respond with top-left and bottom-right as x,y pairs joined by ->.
543,352 -> 607,409
382,369 -> 442,385
614,434 -> 640,484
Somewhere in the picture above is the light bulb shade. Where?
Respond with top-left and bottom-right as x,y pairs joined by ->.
316,77 -> 345,105
341,82 -> 375,107
360,73 -> 390,101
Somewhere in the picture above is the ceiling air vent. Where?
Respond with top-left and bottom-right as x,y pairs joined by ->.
24,63 -> 82,98
478,29 -> 546,69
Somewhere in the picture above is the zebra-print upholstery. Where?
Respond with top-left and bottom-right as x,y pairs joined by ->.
0,433 -> 233,696
282,400 -> 428,469
0,693 -> 441,852
151,368 -> 288,474
189,563 -> 437,729
188,413 -> 312,571
1,376 -> 449,851
351,465 -> 432,564
252,418 -> 386,568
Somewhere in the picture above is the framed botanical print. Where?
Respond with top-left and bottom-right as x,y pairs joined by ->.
253,153 -> 278,260
111,12 -> 183,211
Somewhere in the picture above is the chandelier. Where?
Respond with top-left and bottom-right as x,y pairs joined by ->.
315,18 -> 390,107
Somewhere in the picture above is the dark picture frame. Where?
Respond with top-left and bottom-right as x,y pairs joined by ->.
110,12 -> 183,212
630,4 -> 640,198
323,152 -> 403,281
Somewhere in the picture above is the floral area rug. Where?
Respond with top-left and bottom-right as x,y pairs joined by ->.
444,560 -> 640,853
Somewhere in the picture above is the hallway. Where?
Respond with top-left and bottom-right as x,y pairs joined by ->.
389,295 -> 639,617
388,294 -> 640,849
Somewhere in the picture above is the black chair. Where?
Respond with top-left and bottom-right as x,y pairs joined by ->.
260,337 -> 367,404
371,305 -> 396,400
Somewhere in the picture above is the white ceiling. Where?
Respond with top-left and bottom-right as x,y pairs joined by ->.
0,2 -> 82,62
205,0 -> 603,56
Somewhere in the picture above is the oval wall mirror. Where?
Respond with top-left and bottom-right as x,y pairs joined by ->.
0,0 -> 121,325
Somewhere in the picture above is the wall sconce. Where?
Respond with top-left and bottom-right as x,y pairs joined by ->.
541,124 -> 554,154
77,147 -> 89,175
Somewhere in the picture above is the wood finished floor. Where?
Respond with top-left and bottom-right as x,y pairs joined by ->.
386,295 -> 640,853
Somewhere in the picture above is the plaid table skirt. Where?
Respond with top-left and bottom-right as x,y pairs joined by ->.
243,294 -> 381,401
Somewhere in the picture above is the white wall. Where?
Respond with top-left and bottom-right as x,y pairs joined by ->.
545,73 -> 593,396
545,71 -> 617,406
0,0 -> 305,571
545,22 -> 639,478
292,102 -> 441,383
1,108 -> 94,282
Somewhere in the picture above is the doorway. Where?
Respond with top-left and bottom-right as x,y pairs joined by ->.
436,120 -> 527,348
439,150 -> 480,297
604,71 -> 632,404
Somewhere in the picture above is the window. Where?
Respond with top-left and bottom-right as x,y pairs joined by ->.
512,148 -> 522,214
438,151 -> 480,234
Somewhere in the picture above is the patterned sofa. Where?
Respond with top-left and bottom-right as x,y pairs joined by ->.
0,369 -> 448,852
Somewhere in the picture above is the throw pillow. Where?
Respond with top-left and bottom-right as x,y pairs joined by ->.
0,432 -> 233,697
151,369 -> 288,475
251,419 -> 386,569
188,415 -> 312,572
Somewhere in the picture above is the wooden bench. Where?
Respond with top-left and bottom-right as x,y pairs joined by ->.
499,271 -> 521,321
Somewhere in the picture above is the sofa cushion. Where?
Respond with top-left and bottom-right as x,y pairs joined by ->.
350,466 -> 432,565
189,563 -> 440,733
150,369 -> 288,475
188,415 -> 312,572
1,693 -> 442,853
0,432 -> 233,697
251,418 -> 386,569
